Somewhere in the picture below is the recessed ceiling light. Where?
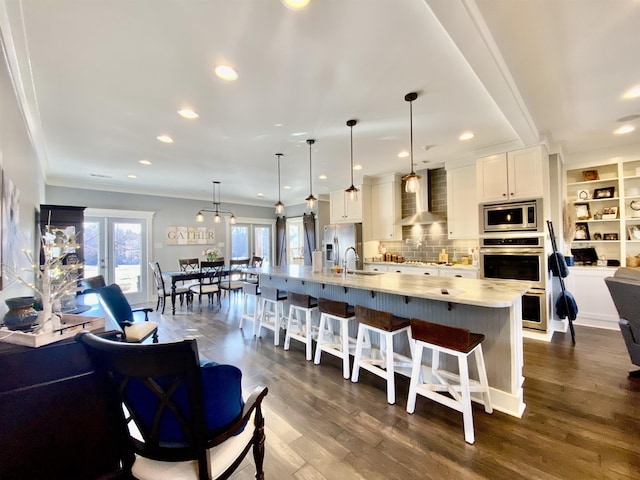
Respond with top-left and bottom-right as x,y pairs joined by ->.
214,64 -> 238,81
256,192 -> 264,197
614,124 -> 636,135
274,123 -> 283,127
177,108 -> 199,119
157,135 -> 173,143
283,185 -> 291,189
291,132 -> 307,137
318,174 -> 327,180
623,85 -> 640,99
353,164 -> 363,171
139,160 -> 152,165
281,0 -> 310,10
398,151 -> 409,158
459,131 -> 475,141
128,174 -> 137,179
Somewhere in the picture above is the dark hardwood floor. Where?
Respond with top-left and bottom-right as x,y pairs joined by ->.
147,295 -> 640,479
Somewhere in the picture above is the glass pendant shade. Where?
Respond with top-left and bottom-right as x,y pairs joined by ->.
214,213 -> 221,223
196,211 -> 204,223
306,139 -> 316,210
402,92 -> 422,193
345,119 -> 360,202
275,153 -> 284,215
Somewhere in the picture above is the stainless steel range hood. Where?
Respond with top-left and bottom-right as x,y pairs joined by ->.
396,169 -> 445,226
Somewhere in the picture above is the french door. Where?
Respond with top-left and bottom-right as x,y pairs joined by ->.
230,221 -> 273,265
84,209 -> 153,304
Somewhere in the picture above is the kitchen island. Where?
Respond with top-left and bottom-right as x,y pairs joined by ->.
257,265 -> 530,417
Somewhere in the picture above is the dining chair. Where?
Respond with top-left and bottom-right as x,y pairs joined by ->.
220,258 -> 250,298
246,256 -> 263,284
149,261 -> 189,314
92,283 -> 159,343
178,258 -> 201,302
190,260 -> 225,307
75,331 -> 269,480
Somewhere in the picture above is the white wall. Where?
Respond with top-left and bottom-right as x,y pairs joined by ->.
0,41 -> 46,315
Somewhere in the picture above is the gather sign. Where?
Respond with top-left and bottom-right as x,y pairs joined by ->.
166,226 -> 216,245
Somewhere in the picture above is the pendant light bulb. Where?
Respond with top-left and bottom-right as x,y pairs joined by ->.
230,214 -> 236,225
345,119 -> 359,202
196,211 -> 204,222
306,139 -> 317,210
275,153 -> 285,215
214,213 -> 221,223
402,92 -> 421,193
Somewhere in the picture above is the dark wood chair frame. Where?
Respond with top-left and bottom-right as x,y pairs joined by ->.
76,331 -> 268,480
220,258 -> 251,297
149,261 -> 188,313
191,260 -> 225,306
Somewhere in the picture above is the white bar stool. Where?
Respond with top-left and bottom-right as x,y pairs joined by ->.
239,282 -> 261,336
284,292 -> 319,361
406,319 -> 492,444
257,286 -> 287,346
313,298 -> 356,379
350,305 -> 414,405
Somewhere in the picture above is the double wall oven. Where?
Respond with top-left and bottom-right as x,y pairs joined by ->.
479,199 -> 548,331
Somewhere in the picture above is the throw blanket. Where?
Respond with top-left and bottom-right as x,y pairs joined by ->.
548,252 -> 569,278
556,291 -> 578,320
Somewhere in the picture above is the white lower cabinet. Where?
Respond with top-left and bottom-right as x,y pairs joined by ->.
439,268 -> 478,279
560,267 -> 619,329
364,264 -> 476,278
364,264 -> 387,272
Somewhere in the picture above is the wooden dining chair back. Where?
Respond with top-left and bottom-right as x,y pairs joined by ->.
221,258 -> 250,297
179,258 -> 200,272
247,256 -> 263,284
190,260 -> 225,306
75,331 -> 268,480
149,261 -> 189,313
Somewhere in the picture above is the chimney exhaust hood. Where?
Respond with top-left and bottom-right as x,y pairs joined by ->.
396,169 -> 445,226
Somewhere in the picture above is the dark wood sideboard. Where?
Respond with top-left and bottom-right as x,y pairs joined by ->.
0,307 -> 128,479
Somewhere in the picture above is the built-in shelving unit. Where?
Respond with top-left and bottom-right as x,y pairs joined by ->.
565,159 -> 640,266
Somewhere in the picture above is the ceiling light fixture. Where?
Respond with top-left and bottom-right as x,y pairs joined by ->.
614,124 -> 636,135
345,119 -> 359,202
139,160 -> 152,165
275,153 -> 285,215
214,64 -> 238,81
305,139 -> 317,210
623,85 -> 640,99
177,108 -> 199,119
196,181 -> 236,224
459,131 -> 475,141
281,0 -> 310,10
402,92 -> 421,193
157,135 -> 174,143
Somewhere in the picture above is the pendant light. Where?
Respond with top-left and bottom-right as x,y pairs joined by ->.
305,139 -> 317,209
345,119 -> 359,202
275,153 -> 284,215
195,181 -> 236,224
402,92 -> 421,193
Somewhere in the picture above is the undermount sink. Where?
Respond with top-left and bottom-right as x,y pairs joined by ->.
347,270 -> 384,276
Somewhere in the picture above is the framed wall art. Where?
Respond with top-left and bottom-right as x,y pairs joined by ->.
575,222 -> 590,241
575,203 -> 591,220
593,186 -> 615,199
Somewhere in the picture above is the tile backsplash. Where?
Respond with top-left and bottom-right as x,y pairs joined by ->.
375,168 -> 479,263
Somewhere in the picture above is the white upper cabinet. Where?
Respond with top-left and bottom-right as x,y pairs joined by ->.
447,164 -> 478,239
477,146 -> 546,203
330,185 -> 368,224
370,175 -> 402,240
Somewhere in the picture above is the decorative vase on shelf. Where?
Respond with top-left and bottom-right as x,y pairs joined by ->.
3,296 -> 39,331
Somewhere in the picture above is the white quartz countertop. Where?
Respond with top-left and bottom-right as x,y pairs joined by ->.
256,265 -> 529,308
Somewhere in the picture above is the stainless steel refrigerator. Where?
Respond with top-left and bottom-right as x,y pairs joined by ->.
323,223 -> 363,270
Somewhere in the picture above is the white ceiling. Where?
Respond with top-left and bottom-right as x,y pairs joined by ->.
1,0 -> 639,207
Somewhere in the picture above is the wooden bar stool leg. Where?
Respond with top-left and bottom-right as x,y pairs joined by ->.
314,313 -> 327,365
458,354 -> 475,444
407,343 -> 424,414
304,309 -> 313,361
340,319 -> 350,379
475,345 -> 493,413
284,306 -> 296,351
350,325 -> 366,383
383,332 -> 395,404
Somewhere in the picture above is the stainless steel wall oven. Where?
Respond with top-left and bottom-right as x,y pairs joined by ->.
480,236 -> 548,331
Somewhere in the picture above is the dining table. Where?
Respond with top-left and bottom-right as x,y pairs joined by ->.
164,260 -> 255,314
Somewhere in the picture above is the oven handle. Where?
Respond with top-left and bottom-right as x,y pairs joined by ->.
480,248 -> 544,255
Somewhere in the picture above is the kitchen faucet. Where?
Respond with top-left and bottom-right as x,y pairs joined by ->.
343,246 -> 359,278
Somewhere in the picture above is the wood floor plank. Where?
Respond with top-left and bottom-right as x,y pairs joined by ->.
143,298 -> 640,479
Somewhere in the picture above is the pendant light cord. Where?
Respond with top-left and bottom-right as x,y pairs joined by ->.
277,154 -> 282,203
409,97 -> 414,175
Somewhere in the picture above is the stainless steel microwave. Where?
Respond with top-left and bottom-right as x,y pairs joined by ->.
481,199 -> 542,233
